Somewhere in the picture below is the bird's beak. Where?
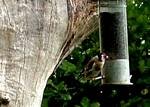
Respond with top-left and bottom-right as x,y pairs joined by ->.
106,55 -> 109,59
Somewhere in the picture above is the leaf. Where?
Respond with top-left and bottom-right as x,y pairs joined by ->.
59,60 -> 76,73
61,94 -> 72,101
56,81 -> 66,91
80,97 -> 90,107
90,102 -> 100,107
138,59 -> 145,73
41,99 -> 48,107
143,99 -> 150,107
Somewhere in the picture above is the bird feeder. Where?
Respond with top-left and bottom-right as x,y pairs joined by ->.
99,0 -> 132,84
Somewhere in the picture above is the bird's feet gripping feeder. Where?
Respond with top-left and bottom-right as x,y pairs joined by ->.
99,0 -> 132,85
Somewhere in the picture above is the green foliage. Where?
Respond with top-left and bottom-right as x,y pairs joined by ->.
120,97 -> 150,107
127,0 -> 150,84
75,97 -> 100,107
80,97 -> 90,107
42,0 -> 150,107
59,60 -> 77,75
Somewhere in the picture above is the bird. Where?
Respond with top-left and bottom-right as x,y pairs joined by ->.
82,52 -> 108,80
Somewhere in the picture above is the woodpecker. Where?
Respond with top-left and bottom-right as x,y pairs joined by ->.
82,52 -> 108,80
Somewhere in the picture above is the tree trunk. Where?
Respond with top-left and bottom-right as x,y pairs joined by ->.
0,0 -> 98,107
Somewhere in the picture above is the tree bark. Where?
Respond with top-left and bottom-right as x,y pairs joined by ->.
0,0 -> 98,107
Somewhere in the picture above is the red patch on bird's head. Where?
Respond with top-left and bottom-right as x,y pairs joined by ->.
98,52 -> 108,61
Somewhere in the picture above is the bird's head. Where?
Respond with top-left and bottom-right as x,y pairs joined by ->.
98,52 -> 108,61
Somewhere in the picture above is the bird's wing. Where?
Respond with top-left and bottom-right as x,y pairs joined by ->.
84,56 -> 98,71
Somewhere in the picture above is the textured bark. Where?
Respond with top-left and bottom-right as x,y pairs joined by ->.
0,0 -> 98,107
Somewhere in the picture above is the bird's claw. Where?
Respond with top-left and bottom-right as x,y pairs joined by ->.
91,75 -> 105,80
